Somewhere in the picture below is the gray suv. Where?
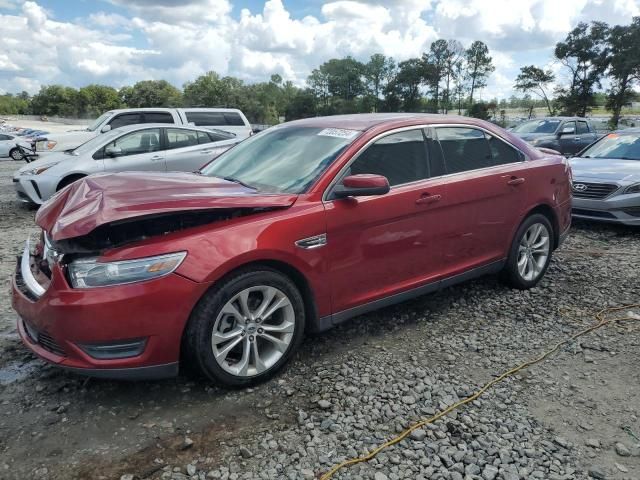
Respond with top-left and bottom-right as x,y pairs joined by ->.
510,117 -> 599,156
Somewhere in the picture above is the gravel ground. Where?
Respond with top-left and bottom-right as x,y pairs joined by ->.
0,158 -> 639,480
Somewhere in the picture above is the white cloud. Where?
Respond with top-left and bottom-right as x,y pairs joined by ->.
0,0 -> 638,100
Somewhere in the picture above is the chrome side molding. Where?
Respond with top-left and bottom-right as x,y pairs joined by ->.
295,233 -> 327,249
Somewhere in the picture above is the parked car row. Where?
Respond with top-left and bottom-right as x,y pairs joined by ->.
14,123 -> 240,204
0,122 -> 49,160
32,107 -> 252,156
12,113 -> 574,385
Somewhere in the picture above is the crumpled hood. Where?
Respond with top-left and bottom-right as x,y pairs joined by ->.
36,172 -> 298,241
569,157 -> 640,183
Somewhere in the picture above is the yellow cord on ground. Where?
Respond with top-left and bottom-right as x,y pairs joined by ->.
319,304 -> 640,480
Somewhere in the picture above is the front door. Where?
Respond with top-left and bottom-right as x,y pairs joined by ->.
324,128 -> 448,313
101,128 -> 166,172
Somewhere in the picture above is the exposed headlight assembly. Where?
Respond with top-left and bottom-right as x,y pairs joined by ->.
624,183 -> 640,194
36,140 -> 57,151
21,162 -> 59,175
68,252 -> 186,288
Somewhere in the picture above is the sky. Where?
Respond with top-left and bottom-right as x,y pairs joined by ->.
0,0 -> 638,99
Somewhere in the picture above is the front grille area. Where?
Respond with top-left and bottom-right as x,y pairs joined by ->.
572,208 -> 616,219
15,259 -> 39,301
572,182 -> 619,199
621,207 -> 640,217
23,321 -> 66,357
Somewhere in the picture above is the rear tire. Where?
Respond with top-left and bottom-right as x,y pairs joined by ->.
9,148 -> 23,161
184,268 -> 305,387
503,214 -> 553,290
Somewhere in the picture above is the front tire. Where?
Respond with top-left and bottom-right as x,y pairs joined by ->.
9,148 -> 23,161
184,268 -> 305,387
503,214 -> 553,290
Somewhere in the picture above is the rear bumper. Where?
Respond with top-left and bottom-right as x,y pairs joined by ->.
572,194 -> 640,226
11,246 -> 209,380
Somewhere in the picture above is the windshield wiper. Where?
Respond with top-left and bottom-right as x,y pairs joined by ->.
222,176 -> 257,190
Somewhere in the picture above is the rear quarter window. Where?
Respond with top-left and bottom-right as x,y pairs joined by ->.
185,112 -> 227,126
144,112 -> 174,124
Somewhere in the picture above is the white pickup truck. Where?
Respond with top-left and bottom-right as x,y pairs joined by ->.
34,107 -> 252,155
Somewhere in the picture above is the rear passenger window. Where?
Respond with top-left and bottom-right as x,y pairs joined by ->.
223,113 -> 245,126
486,135 -> 522,165
435,127 -> 491,173
577,121 -> 590,134
185,112 -> 226,126
144,112 -> 174,124
197,131 -> 212,144
166,128 -> 199,150
348,129 -> 428,186
109,113 -> 142,129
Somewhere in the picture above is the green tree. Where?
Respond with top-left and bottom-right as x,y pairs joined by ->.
77,84 -> 122,117
514,65 -> 556,115
465,41 -> 495,107
554,21 -> 610,116
0,93 -> 31,115
364,54 -> 396,112
392,58 -> 424,111
422,39 -> 450,112
121,80 -> 182,108
605,17 -> 640,127
442,40 -> 464,114
30,85 -> 80,117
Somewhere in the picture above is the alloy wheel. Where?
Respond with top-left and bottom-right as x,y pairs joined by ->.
10,149 -> 23,161
517,222 -> 550,282
211,285 -> 296,377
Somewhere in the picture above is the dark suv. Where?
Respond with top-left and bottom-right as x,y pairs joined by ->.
510,117 -> 599,156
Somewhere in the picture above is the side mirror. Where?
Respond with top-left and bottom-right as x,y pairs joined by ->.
332,174 -> 390,199
101,124 -> 112,133
559,125 -> 575,136
105,145 -> 122,157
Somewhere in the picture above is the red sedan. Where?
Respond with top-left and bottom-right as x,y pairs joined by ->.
12,114 -> 572,386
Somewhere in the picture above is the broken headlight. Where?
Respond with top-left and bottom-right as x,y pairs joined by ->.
67,252 -> 186,288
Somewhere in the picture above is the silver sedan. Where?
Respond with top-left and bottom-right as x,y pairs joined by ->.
14,124 -> 240,205
569,128 -> 640,226
0,132 -> 31,160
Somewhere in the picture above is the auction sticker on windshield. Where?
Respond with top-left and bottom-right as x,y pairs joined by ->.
317,128 -> 359,139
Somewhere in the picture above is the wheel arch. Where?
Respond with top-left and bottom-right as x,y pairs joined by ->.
56,173 -> 86,192
180,258 -> 321,351
524,203 -> 560,249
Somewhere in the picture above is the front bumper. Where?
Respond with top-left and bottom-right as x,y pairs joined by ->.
572,192 -> 640,226
11,243 -> 209,380
12,174 -> 56,205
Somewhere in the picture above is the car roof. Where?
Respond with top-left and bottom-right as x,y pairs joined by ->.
281,113 -> 508,132
108,123 -> 236,138
106,107 -> 244,114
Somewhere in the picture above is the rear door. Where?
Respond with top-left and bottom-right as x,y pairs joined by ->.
163,127 -> 232,172
325,128 -> 448,313
432,126 -> 529,277
100,128 -> 166,172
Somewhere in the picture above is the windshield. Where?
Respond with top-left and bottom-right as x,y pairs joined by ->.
68,129 -> 122,155
581,133 -> 640,160
200,126 -> 359,193
86,112 -> 113,132
512,119 -> 561,134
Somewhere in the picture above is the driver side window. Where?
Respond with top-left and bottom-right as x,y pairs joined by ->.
107,129 -> 161,157
347,129 -> 429,186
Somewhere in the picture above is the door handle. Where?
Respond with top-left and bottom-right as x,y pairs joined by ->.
574,137 -> 581,141
200,150 -> 213,154
415,193 -> 442,205
507,177 -> 525,186
150,155 -> 163,161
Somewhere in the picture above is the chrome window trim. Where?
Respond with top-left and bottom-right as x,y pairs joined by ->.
323,123 -> 528,202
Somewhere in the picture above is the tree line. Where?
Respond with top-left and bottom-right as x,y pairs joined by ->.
1,17 -> 638,127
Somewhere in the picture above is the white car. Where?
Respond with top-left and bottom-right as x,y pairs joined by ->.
34,107 -> 252,156
14,124 -> 240,205
0,132 -> 31,160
